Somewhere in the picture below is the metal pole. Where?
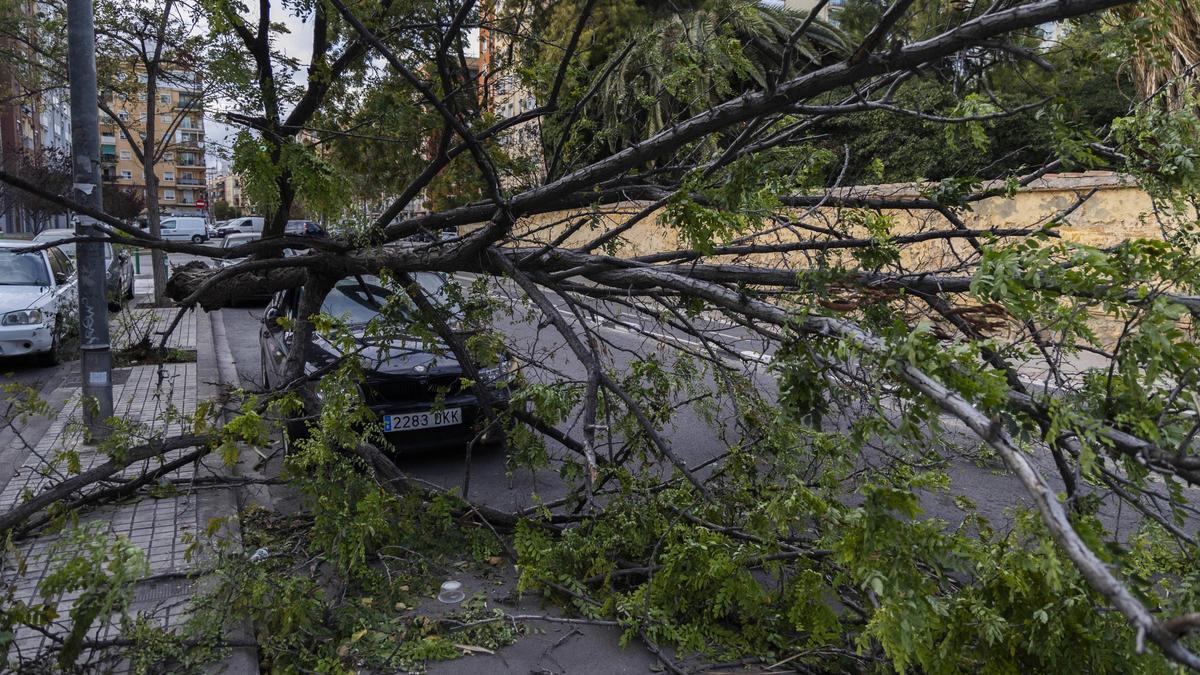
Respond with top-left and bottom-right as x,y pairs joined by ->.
66,0 -> 113,439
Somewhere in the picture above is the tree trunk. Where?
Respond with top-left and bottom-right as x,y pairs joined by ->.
143,71 -> 167,305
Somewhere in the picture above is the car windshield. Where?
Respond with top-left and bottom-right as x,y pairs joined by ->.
0,249 -> 50,286
223,234 -> 260,250
320,273 -> 453,327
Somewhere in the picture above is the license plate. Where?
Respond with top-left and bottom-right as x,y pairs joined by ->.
383,408 -> 462,432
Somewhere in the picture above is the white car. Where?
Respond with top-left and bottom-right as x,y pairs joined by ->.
0,240 -> 78,363
159,216 -> 209,243
219,232 -> 261,266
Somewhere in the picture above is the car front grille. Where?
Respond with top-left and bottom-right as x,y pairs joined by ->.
363,374 -> 463,403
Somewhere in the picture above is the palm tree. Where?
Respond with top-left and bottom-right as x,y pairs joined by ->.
1119,1 -> 1200,108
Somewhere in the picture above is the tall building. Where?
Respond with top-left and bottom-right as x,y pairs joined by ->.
207,167 -> 246,217
0,0 -> 72,234
478,6 -> 545,189
99,67 -> 206,217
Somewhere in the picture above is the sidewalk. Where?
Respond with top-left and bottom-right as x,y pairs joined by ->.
0,305 -> 255,672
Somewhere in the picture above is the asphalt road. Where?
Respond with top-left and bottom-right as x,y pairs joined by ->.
0,355 -> 66,393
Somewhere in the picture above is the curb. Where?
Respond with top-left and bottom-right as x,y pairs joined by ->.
197,308 -> 260,674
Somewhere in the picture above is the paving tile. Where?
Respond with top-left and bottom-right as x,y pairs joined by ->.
0,357 -> 241,671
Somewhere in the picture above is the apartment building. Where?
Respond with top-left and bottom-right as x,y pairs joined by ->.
207,168 -> 246,216
99,68 -> 207,217
477,11 -> 545,189
0,2 -> 72,234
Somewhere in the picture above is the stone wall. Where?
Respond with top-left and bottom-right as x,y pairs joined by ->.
504,171 -> 1180,347
512,172 -> 1167,262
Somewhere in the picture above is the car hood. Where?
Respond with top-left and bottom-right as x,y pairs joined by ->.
0,287 -> 53,311
311,330 -> 461,378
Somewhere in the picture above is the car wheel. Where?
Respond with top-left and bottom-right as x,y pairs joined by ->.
191,234 -> 204,244
126,276 -> 135,299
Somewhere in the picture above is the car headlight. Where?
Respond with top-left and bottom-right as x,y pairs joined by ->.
2,308 -> 45,326
478,359 -> 517,385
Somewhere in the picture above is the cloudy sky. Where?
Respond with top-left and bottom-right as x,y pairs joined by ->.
204,8 -> 313,171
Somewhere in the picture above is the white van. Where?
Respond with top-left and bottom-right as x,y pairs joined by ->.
216,216 -> 265,238
159,216 -> 210,243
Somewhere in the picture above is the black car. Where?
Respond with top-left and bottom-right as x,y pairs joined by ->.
259,273 -> 512,451
284,219 -> 326,237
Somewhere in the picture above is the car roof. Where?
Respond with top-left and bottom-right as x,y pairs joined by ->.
0,240 -> 45,250
227,233 -> 261,240
31,229 -> 74,239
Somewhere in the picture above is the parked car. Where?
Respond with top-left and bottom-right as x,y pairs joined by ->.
158,216 -> 209,243
216,216 -> 265,238
0,240 -> 78,363
284,220 -> 325,237
31,228 -> 134,308
217,233 -> 271,303
259,273 -> 513,451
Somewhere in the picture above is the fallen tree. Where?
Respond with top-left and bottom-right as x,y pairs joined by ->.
4,0 -> 1200,671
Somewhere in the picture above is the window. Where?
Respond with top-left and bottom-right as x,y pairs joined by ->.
160,114 -> 170,124
120,170 -> 132,180
163,189 -> 175,201
163,152 -> 173,161
182,190 -> 194,202
46,248 -> 69,283
118,111 -> 128,122
159,94 -> 170,105
163,171 -> 174,181
119,150 -> 130,160
161,219 -> 176,230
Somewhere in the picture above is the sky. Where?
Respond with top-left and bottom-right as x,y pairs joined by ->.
203,9 -> 481,172
204,8 -> 312,171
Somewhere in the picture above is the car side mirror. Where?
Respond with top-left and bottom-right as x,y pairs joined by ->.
54,270 -> 69,285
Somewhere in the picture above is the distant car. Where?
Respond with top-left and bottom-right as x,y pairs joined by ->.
284,220 -> 325,237
31,228 -> 134,309
259,273 -> 513,451
216,216 -> 265,238
159,216 -> 209,243
0,240 -> 78,363
219,231 -> 261,259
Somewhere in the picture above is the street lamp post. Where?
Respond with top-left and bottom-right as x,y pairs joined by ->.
66,0 -> 114,439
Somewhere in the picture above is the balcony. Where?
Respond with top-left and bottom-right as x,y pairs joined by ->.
175,96 -> 201,110
175,158 -> 203,167
101,153 -> 117,165
178,177 -> 204,186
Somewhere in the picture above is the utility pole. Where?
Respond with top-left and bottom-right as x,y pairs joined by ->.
66,0 -> 114,439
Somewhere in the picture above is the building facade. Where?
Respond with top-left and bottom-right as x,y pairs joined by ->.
100,68 -> 206,218
207,168 -> 246,217
0,0 -> 72,234
478,7 -> 545,190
